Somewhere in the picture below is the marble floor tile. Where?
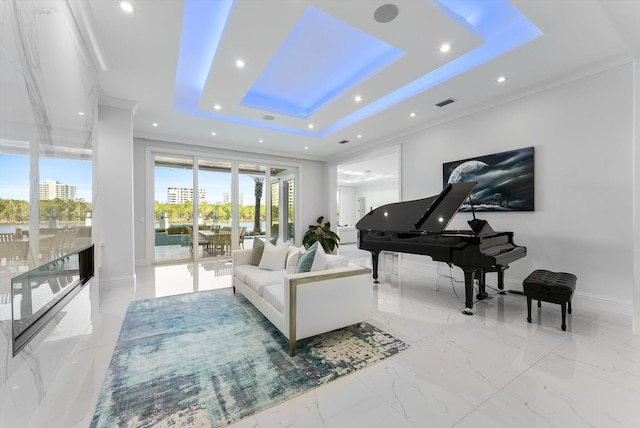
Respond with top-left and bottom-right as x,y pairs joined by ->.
14,244 -> 639,428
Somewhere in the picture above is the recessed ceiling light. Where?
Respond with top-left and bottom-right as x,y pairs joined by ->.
357,134 -> 362,138
497,76 -> 507,83
152,123 -> 158,127
214,104 -> 221,110
410,112 -> 416,117
211,132 -> 216,136
308,124 -> 314,129
304,146 -> 309,150
259,139 -> 263,143
440,43 -> 451,53
78,111 -> 85,116
120,1 -> 134,13
354,95 -> 362,103
236,59 -> 245,68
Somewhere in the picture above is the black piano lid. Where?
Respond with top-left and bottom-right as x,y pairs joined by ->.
356,182 -> 477,234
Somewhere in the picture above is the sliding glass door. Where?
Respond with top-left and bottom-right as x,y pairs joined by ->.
153,155 -> 194,263
151,153 -> 298,263
197,159 -> 232,258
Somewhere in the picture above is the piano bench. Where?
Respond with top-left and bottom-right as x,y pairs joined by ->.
523,269 -> 577,331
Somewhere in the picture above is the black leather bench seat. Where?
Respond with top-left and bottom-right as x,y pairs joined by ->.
523,269 -> 577,331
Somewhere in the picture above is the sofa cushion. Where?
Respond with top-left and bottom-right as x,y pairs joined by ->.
262,283 -> 284,314
310,244 -> 327,271
258,241 -> 289,271
286,250 -> 301,275
296,242 -> 318,273
295,242 -> 327,273
251,238 -> 265,265
234,264 -> 284,296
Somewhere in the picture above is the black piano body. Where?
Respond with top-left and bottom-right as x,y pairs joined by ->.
356,182 -> 526,315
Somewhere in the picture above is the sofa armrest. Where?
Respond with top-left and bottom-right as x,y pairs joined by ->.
284,265 -> 372,355
232,248 -> 253,266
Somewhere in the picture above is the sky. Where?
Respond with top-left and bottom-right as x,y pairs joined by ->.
0,154 -> 93,201
0,154 -> 261,205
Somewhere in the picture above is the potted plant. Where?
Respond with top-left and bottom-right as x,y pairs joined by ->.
302,216 -> 340,253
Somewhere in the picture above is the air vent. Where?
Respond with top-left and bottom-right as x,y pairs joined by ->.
435,98 -> 456,107
338,140 -> 349,144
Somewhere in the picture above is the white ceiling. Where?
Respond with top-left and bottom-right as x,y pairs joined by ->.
80,0 -> 639,163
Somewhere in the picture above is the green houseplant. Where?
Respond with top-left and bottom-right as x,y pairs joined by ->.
302,216 -> 340,253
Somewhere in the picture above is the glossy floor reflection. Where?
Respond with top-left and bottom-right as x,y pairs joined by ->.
27,245 -> 639,428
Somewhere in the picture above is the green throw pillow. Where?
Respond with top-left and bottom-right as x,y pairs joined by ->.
251,238 -> 265,266
295,242 -> 318,273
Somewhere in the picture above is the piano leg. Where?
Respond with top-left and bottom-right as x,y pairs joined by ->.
475,270 -> 489,301
497,267 -> 506,294
371,251 -> 380,283
462,269 -> 476,315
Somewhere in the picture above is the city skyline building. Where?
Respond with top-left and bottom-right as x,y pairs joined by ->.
167,187 -> 207,204
39,179 -> 77,201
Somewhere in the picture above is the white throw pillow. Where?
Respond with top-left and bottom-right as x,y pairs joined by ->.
285,251 -> 300,275
309,243 -> 327,271
258,241 -> 289,271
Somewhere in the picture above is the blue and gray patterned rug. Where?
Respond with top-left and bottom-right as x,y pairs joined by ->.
91,288 -> 409,427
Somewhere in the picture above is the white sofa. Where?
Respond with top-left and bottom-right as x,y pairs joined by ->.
232,248 -> 372,355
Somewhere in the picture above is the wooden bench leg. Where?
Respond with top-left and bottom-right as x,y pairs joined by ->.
527,296 -> 532,323
568,301 -> 572,314
561,302 -> 567,331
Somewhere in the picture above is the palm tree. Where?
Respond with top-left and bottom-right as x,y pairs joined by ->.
252,176 -> 264,235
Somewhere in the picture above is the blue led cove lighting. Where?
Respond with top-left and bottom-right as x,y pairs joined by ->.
173,0 -> 543,138
241,7 -> 405,119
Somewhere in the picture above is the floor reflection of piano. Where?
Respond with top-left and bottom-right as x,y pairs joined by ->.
356,182 -> 527,315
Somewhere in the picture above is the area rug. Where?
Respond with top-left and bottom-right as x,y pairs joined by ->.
90,288 -> 409,427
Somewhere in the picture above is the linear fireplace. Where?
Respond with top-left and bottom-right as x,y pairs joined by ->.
11,245 -> 94,356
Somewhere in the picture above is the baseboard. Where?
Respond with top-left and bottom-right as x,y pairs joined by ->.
400,257 -> 633,315
572,291 -> 633,316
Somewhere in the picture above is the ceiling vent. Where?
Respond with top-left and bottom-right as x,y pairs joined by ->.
338,139 -> 349,144
435,98 -> 456,107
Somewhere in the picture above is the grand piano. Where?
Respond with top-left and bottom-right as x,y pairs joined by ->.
356,182 -> 526,315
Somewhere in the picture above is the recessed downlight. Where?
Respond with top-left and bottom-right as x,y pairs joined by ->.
236,59 -> 245,68
120,1 -> 134,13
152,123 -> 158,127
308,124 -> 314,129
357,134 -> 362,138
211,131 -> 216,136
304,146 -> 309,150
78,111 -> 85,116
497,76 -> 507,83
440,43 -> 451,53
214,104 -> 221,110
409,112 -> 416,117
259,139 -> 263,143
354,95 -> 362,103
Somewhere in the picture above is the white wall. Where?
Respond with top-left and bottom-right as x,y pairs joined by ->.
396,63 -> 634,306
356,181 -> 400,213
133,138 -> 325,264
338,186 -> 357,225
